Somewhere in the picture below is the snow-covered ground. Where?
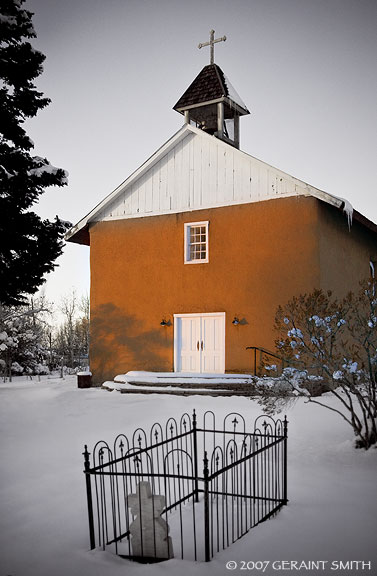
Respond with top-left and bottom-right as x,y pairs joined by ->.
0,375 -> 376,576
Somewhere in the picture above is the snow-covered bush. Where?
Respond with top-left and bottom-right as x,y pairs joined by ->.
33,363 -> 49,375
269,282 -> 377,449
0,299 -> 52,380
0,292 -> 90,380
11,362 -> 24,374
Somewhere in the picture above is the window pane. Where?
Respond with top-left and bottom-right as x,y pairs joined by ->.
186,223 -> 208,262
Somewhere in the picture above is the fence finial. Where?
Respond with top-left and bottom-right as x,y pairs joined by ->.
83,445 -> 90,466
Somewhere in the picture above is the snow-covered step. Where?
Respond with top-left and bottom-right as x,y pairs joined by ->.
114,371 -> 252,387
109,371 -> 254,396
125,380 -> 252,390
119,383 -> 250,397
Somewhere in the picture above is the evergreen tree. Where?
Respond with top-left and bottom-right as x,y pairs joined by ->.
0,0 -> 68,306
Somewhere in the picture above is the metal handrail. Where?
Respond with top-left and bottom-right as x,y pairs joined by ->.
246,346 -> 286,376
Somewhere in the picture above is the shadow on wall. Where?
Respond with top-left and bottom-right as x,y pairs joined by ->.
90,303 -> 172,383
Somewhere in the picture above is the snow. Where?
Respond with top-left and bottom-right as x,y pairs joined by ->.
28,156 -> 69,184
114,371 -> 253,386
58,218 -> 73,231
0,375 -> 376,576
370,261 -> 375,279
341,197 -> 354,229
0,164 -> 13,179
0,15 -> 17,26
222,73 -> 249,111
288,328 -> 304,339
121,371 -> 251,379
342,360 -> 358,374
114,382 -> 240,393
305,188 -> 354,230
0,3 -> 36,38
326,194 -> 354,230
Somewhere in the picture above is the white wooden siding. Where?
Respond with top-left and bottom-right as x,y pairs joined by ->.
97,130 -> 312,223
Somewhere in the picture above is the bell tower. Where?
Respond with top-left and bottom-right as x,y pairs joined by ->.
173,30 -> 250,149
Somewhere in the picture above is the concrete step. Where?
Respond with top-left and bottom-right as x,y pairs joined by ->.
103,371 -> 253,396
111,371 -> 254,397
125,379 -> 252,390
115,371 -> 252,384
119,384 -> 251,397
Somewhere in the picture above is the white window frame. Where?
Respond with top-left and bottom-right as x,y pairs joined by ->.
184,221 -> 209,264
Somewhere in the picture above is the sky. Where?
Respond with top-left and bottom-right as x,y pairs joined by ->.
23,0 -> 377,308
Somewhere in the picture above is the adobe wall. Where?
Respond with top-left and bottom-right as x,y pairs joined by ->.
89,196 -> 322,384
318,203 -> 377,295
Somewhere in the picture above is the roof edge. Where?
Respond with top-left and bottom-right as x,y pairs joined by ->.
65,124 -> 193,244
66,124 -> 377,244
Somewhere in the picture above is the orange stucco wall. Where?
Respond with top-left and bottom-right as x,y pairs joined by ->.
89,196 -> 329,383
318,203 -> 377,294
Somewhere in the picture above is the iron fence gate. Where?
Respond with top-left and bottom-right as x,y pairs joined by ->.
83,410 -> 288,562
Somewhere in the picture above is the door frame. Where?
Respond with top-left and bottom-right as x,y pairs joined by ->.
173,312 -> 226,373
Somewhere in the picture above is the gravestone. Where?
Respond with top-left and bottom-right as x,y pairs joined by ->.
128,481 -> 174,560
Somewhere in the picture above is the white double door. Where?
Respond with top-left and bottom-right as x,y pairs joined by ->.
174,313 -> 225,373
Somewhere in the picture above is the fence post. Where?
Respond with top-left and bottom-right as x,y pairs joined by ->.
83,445 -> 96,550
283,416 -> 288,505
203,451 -> 210,562
192,409 -> 199,503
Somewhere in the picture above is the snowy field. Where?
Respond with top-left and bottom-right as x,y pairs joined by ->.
0,375 -> 376,576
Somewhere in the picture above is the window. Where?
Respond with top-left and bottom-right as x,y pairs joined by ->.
184,221 -> 209,264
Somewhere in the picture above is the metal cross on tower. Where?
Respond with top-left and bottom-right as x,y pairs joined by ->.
198,29 -> 226,64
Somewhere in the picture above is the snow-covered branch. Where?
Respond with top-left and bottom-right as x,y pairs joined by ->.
267,282 -> 377,449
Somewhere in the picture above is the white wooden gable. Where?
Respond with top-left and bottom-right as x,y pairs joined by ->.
66,124 -> 348,242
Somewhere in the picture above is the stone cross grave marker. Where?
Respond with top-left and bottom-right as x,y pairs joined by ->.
128,481 -> 174,560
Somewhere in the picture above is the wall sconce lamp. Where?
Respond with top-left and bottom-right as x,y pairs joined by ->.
160,319 -> 169,326
232,317 -> 240,325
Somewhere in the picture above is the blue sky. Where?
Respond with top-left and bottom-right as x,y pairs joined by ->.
24,0 -> 377,306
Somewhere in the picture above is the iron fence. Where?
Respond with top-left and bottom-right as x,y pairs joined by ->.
83,410 -> 288,563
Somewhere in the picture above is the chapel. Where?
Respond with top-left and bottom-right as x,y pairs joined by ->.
66,31 -> 377,385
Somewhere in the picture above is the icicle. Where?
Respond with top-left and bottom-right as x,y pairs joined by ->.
305,188 -> 354,230
341,198 -> 353,230
325,194 -> 354,230
370,261 -> 375,279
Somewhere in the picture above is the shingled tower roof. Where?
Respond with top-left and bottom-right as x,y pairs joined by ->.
173,64 -> 249,115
